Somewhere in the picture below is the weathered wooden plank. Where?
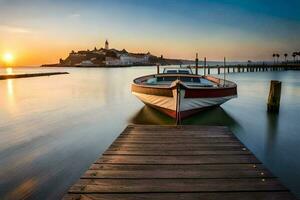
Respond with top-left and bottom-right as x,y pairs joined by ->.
69,178 -> 287,193
127,125 -> 229,130
109,143 -> 244,149
123,128 -> 230,133
97,155 -> 261,164
104,150 -> 251,155
107,146 -> 247,151
114,137 -> 239,144
122,130 -> 231,134
89,163 -> 266,171
82,168 -> 273,179
118,134 -> 234,139
63,192 -> 296,200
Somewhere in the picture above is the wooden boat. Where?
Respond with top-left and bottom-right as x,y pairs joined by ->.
131,67 -> 237,121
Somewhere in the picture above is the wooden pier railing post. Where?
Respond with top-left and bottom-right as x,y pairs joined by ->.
157,64 -> 160,74
204,57 -> 207,76
223,57 -> 226,86
195,53 -> 199,75
267,80 -> 282,113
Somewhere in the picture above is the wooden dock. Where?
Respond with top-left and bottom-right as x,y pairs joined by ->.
63,125 -> 297,200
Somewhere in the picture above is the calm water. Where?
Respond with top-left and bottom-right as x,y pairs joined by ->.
0,67 -> 300,199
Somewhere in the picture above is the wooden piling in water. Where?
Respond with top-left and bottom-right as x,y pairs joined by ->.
267,80 -> 282,113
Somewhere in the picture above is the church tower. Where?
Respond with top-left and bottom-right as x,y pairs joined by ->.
105,40 -> 109,50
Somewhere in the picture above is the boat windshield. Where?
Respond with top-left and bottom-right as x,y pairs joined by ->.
144,76 -> 216,88
163,68 -> 193,74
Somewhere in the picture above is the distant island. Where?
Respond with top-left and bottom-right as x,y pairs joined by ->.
42,40 -> 193,67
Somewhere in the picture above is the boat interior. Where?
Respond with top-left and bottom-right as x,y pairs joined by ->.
133,67 -> 236,89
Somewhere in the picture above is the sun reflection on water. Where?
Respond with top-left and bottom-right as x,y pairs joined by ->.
7,79 -> 14,97
6,79 -> 16,111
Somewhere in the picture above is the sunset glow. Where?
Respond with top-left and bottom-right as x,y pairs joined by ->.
0,0 -> 300,66
2,53 -> 14,64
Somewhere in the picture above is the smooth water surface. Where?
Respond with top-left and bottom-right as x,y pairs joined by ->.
0,67 -> 300,199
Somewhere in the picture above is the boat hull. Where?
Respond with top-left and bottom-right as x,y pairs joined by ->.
132,83 -> 237,119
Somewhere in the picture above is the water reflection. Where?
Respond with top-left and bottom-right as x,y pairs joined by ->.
6,79 -> 16,111
7,79 -> 14,97
183,107 -> 240,128
130,105 -> 241,129
5,177 -> 38,200
129,105 -> 174,125
266,112 -> 279,149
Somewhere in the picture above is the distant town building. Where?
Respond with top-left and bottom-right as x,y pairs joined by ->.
119,53 -> 150,65
105,57 -> 121,65
105,40 -> 109,50
57,40 -> 183,67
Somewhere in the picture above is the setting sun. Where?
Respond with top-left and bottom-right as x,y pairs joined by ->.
2,52 -> 14,64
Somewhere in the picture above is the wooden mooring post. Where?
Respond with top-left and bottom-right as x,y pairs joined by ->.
267,80 -> 282,113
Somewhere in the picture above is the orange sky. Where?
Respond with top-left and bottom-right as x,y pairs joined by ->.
1,0 -> 299,66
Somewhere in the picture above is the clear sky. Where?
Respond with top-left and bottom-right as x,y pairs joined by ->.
0,0 -> 300,66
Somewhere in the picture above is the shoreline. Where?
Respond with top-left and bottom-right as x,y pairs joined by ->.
41,63 -> 167,68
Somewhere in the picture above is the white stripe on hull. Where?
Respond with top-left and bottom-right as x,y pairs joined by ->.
132,91 -> 176,111
132,91 -> 236,112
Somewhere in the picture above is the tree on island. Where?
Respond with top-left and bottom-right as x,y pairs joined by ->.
284,53 -> 288,62
292,52 -> 299,62
292,53 -> 296,62
276,54 -> 280,63
272,53 -> 276,64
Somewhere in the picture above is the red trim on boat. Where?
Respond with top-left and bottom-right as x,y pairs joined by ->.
132,84 -> 173,97
184,87 -> 237,98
